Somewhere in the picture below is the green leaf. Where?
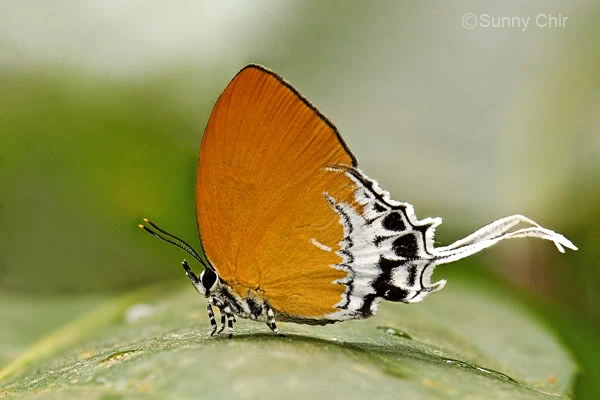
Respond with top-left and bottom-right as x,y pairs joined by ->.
0,278 -> 576,400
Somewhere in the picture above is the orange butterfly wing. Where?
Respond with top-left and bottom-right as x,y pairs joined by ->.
196,65 -> 359,319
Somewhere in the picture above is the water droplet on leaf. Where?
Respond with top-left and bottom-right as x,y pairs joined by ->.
377,326 -> 412,339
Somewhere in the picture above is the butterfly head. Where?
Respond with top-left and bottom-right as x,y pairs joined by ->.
199,268 -> 220,297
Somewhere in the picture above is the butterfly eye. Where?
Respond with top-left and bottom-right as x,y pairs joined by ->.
200,268 -> 219,294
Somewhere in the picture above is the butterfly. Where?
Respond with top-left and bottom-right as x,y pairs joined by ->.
140,64 -> 577,338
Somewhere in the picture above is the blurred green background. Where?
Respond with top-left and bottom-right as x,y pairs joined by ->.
0,1 -> 598,398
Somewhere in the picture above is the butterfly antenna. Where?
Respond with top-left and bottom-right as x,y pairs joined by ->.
139,218 -> 209,269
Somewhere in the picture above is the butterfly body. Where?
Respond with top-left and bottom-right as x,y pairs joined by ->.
212,282 -> 269,322
140,64 -> 577,338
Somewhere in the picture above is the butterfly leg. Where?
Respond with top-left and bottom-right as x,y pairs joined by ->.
222,305 -> 235,339
216,309 -> 227,335
206,302 -> 218,336
207,298 -> 236,337
266,306 -> 284,336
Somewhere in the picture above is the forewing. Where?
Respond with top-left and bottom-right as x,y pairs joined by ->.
196,65 -> 359,319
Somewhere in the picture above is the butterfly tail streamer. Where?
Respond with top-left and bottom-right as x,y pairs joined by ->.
432,214 -> 578,265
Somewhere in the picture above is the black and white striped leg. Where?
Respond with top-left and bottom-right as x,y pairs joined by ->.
207,303 -> 217,336
222,305 -> 235,339
266,306 -> 283,336
216,311 -> 226,335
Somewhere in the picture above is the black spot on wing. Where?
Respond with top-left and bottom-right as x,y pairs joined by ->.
382,212 -> 406,232
392,234 -> 419,259
379,256 -> 403,270
406,263 -> 417,287
358,256 -> 411,317
373,203 -> 387,213
377,257 -> 410,302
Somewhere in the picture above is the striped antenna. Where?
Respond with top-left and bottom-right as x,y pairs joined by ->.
139,218 -> 210,270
